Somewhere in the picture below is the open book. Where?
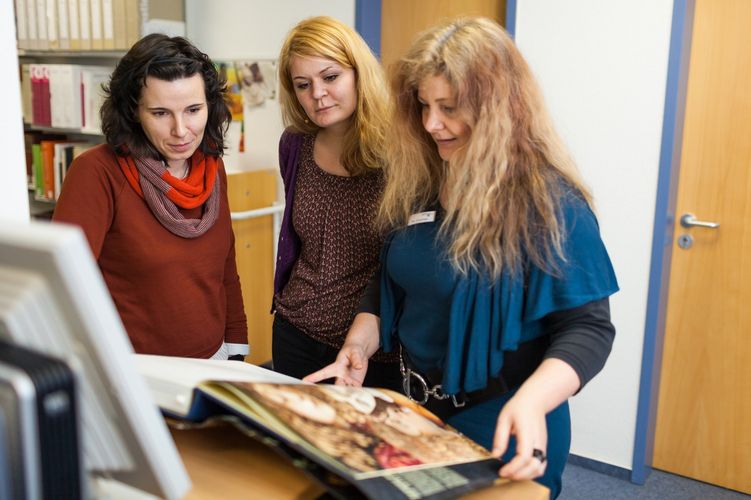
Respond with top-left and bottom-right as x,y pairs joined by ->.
136,355 -> 504,500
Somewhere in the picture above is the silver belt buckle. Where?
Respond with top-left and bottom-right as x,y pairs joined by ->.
400,349 -> 453,405
402,367 -> 430,405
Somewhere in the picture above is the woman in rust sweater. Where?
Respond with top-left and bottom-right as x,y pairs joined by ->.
53,34 -> 248,359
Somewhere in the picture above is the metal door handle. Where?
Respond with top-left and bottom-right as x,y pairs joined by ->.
680,213 -> 720,229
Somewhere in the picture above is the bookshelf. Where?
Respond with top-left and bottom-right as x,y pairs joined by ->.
14,0 -> 186,52
14,0 -> 186,215
18,52 -> 116,210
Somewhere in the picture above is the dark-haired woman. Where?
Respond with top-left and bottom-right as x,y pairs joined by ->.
53,34 -> 248,359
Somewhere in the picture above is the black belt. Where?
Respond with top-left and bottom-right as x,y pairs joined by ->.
399,346 -> 509,420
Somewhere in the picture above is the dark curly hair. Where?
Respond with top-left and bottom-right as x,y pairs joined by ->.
101,33 -> 230,158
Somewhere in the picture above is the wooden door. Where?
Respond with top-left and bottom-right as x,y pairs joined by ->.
380,0 -> 506,69
653,0 -> 751,493
227,170 -> 277,365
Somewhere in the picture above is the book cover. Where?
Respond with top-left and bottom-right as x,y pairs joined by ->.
137,355 -> 503,500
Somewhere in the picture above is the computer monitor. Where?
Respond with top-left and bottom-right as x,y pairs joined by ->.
0,221 -> 190,499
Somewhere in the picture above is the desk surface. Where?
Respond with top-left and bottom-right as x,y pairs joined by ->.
170,423 -> 549,499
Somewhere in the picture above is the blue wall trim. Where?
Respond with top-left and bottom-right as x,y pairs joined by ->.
568,454 -> 631,481
630,0 -> 695,485
355,0 -> 382,59
506,0 -> 517,37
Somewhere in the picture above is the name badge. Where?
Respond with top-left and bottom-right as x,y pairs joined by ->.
407,211 -> 436,226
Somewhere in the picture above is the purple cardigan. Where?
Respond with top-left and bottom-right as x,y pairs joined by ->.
273,129 -> 305,298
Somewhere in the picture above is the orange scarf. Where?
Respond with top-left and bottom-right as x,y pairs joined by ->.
117,150 -> 220,238
117,150 -> 218,209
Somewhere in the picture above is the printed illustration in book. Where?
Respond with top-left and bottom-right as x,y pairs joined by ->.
136,355 -> 503,500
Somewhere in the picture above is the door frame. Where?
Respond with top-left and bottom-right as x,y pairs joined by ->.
630,0 -> 695,484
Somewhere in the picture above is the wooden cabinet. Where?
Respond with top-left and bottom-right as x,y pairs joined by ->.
227,170 -> 278,365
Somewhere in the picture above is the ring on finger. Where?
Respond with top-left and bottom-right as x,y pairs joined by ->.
532,448 -> 547,464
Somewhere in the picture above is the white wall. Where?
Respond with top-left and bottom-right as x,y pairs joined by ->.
1,0 -> 30,223
185,0 -> 355,174
515,0 -> 674,469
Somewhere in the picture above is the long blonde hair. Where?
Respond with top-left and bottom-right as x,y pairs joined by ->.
381,16 -> 592,278
278,16 -> 390,175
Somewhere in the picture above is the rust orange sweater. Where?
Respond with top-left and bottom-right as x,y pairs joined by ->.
53,144 -> 247,357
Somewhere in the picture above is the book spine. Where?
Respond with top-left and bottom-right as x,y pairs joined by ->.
111,0 -> 125,49
30,64 -> 41,125
35,0 -> 49,50
89,0 -> 102,50
25,0 -> 39,50
41,65 -> 52,127
53,143 -> 64,200
45,0 -> 59,50
15,0 -> 30,49
80,66 -> 110,133
48,64 -> 63,127
32,143 -> 43,198
123,0 -> 138,47
78,0 -> 91,50
100,0 -> 114,49
21,65 -> 34,125
67,0 -> 80,50
41,140 -> 56,200
56,0 -> 70,50
24,132 -> 37,188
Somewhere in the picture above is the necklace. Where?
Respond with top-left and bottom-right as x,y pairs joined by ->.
167,161 -> 190,179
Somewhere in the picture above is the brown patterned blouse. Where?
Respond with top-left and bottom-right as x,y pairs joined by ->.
274,135 -> 394,361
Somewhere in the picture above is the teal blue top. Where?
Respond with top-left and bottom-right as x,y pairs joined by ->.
379,189 -> 619,395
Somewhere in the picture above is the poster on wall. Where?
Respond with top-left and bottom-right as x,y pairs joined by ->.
215,60 -> 278,156
215,61 -> 244,122
237,60 -> 277,107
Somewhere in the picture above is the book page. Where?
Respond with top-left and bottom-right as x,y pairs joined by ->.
202,382 -> 495,481
134,354 -> 298,416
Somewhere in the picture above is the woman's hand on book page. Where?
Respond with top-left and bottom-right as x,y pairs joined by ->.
303,343 -> 369,386
303,312 -> 381,386
492,358 -> 580,481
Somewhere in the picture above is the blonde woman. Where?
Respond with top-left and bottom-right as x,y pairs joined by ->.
272,16 -> 401,390
307,17 -> 619,498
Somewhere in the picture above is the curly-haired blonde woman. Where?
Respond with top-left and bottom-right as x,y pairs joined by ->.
272,16 -> 401,390
307,17 -> 619,498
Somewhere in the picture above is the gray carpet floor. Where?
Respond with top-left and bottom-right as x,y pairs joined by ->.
559,464 -> 749,499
